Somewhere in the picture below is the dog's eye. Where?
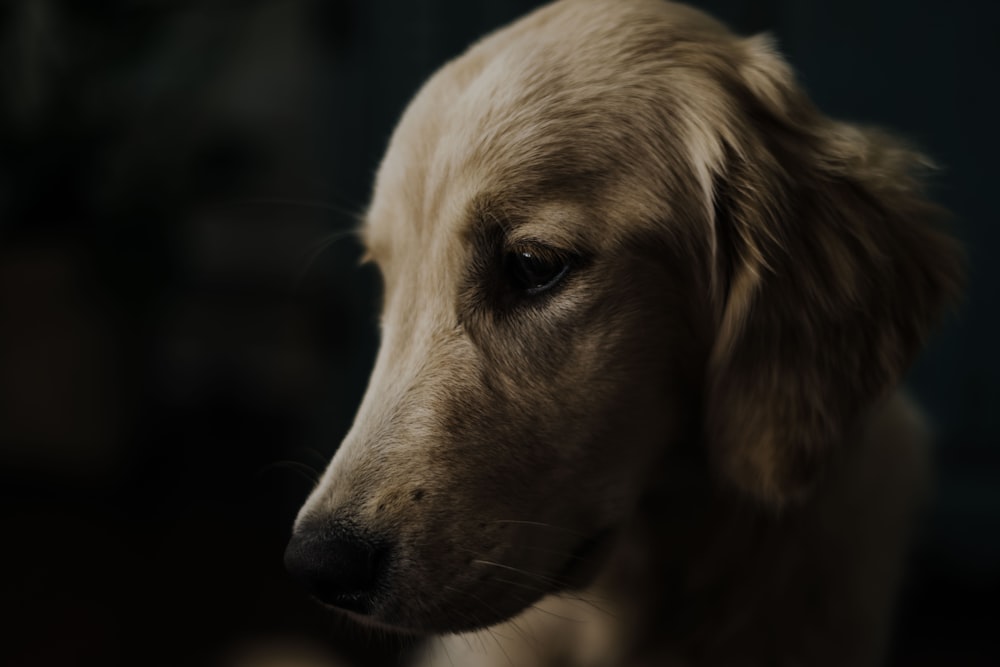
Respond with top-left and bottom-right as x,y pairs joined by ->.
505,244 -> 571,294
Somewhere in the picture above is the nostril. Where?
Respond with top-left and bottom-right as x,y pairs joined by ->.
284,521 -> 389,614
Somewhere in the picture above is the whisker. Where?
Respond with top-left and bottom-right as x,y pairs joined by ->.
289,446 -> 330,471
561,594 -> 617,620
470,558 -> 618,620
485,573 -> 614,620
454,543 -> 587,566
496,581 -> 591,625
461,540 -> 603,567
442,585 -> 487,655
490,519 -> 589,537
295,229 -> 363,286
445,586 -> 525,662
463,588 -> 539,655
483,576 -> 587,618
483,573 -> 553,596
486,626 -> 514,667
470,559 -> 567,588
471,624 -> 492,654
527,602 -> 588,625
436,636 -> 456,667
488,627 -> 515,642
253,460 -> 321,485
235,197 -> 365,220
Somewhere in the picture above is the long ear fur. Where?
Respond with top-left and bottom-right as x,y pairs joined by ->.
706,36 -> 963,507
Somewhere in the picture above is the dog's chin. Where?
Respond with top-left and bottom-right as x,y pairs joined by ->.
327,527 -> 619,636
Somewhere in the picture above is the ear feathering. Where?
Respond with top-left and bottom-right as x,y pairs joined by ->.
704,36 -> 964,507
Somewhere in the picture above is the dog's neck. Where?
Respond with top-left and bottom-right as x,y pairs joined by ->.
576,400 -> 921,667
583,446 -> 763,662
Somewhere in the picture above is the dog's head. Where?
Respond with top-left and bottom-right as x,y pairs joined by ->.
285,0 -> 961,634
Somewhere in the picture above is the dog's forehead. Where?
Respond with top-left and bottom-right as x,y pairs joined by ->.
364,0 -> 733,261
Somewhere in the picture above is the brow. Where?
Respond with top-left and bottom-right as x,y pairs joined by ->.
468,195 -> 600,255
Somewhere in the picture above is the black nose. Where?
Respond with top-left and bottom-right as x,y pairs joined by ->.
284,520 -> 388,614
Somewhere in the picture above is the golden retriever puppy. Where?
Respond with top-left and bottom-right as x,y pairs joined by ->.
284,1 -> 962,665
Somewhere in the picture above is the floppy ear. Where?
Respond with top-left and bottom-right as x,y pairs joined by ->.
705,36 -> 963,507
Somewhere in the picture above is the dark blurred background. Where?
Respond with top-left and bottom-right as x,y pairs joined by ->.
0,1 -> 995,665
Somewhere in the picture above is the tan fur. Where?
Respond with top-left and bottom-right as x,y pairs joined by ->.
292,1 -> 962,665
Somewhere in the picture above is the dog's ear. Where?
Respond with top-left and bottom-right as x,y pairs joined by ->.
704,36 -> 963,507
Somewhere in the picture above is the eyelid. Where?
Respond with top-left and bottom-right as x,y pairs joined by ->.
509,238 -> 551,253
504,223 -> 597,264
506,239 -> 582,273
506,236 -> 569,257
503,218 -> 588,254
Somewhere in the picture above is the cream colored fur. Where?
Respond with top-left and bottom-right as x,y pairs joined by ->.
292,1 -> 962,665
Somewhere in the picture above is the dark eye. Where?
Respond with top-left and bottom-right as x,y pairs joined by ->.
505,245 -> 572,295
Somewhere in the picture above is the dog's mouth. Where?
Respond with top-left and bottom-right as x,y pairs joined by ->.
296,528 -> 617,637
323,525 -> 620,635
